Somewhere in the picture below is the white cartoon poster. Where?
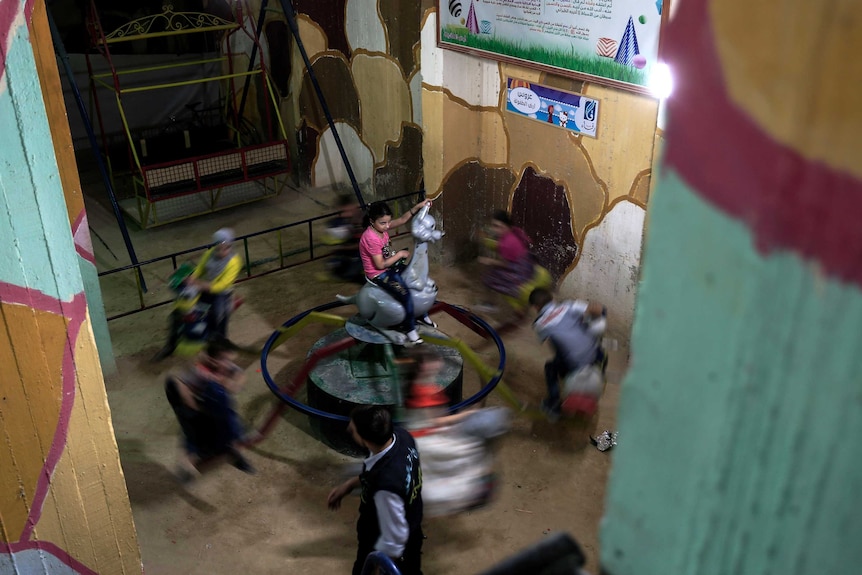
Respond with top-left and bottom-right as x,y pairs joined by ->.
506,78 -> 600,138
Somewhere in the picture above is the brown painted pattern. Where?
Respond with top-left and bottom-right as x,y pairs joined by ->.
379,0 -> 422,76
374,123 -> 425,196
629,169 -> 651,206
296,124 -> 320,184
299,55 -> 361,133
0,304 -> 68,542
439,162 -> 516,263
293,0 -> 350,58
511,166 -> 578,280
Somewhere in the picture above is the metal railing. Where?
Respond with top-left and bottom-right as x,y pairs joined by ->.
98,190 -> 424,320
360,552 -> 402,575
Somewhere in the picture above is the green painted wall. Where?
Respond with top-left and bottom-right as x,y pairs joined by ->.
600,170 -> 862,574
79,258 -> 116,374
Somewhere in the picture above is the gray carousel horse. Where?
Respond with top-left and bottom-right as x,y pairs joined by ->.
337,203 -> 443,345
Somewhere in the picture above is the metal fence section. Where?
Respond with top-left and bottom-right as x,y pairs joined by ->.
98,191 -> 424,320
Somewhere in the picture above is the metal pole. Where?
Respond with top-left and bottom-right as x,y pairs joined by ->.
277,0 -> 366,208
237,0 -> 269,123
47,7 -> 147,291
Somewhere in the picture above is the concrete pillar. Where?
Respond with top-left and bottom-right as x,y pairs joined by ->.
0,1 -> 141,572
600,1 -> 862,574
30,0 -> 116,375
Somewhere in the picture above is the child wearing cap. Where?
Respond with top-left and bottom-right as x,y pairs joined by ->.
187,228 -> 242,340
153,228 -> 242,361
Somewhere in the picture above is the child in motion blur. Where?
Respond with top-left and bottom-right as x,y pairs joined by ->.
187,228 -> 241,339
324,193 -> 365,283
359,198 -> 433,344
152,228 -> 242,362
401,348 -> 511,516
164,338 -> 255,482
476,210 -> 536,314
529,287 -> 607,421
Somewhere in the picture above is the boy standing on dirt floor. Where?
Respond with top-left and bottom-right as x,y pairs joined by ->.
529,288 -> 607,421
327,405 -> 424,575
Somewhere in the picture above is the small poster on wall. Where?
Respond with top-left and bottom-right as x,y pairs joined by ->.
505,77 -> 600,138
438,0 -> 667,94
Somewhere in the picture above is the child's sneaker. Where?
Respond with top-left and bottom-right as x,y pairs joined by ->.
473,303 -> 498,314
231,454 -> 256,475
241,430 -> 264,446
175,464 -> 198,484
418,314 -> 437,329
405,330 -> 424,345
540,398 -> 561,422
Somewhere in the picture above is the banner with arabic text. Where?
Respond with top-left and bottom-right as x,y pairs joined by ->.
438,0 -> 665,93
505,77 -> 600,137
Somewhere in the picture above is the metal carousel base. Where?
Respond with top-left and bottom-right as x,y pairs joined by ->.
307,316 -> 463,456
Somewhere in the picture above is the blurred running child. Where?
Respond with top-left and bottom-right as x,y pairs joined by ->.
476,210 -> 536,313
152,228 -> 241,361
188,228 -> 241,340
324,193 -> 365,283
530,288 -> 607,421
164,338 -> 254,482
402,348 -> 511,516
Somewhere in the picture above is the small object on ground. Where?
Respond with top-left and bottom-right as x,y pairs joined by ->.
590,430 -> 618,452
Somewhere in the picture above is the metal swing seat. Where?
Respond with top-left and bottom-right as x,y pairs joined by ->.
85,1 -> 291,228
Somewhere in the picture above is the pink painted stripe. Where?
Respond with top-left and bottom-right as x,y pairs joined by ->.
20,292 -> 86,541
0,0 -> 36,81
0,281 -> 67,315
0,539 -> 99,575
72,211 -> 96,265
662,0 -> 862,288
75,243 -> 97,266
0,0 -> 21,81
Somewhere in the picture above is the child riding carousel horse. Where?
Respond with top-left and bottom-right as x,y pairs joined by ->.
338,199 -> 442,346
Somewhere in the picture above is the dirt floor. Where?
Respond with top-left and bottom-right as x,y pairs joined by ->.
90,179 -> 628,575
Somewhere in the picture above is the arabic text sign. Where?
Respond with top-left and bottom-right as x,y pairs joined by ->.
505,77 -> 599,138
439,0 -> 665,92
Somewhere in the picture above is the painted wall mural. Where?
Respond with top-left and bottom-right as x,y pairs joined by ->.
260,0 -> 427,198
420,8 -> 658,334
0,1 -> 141,572
0,287 -> 88,573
